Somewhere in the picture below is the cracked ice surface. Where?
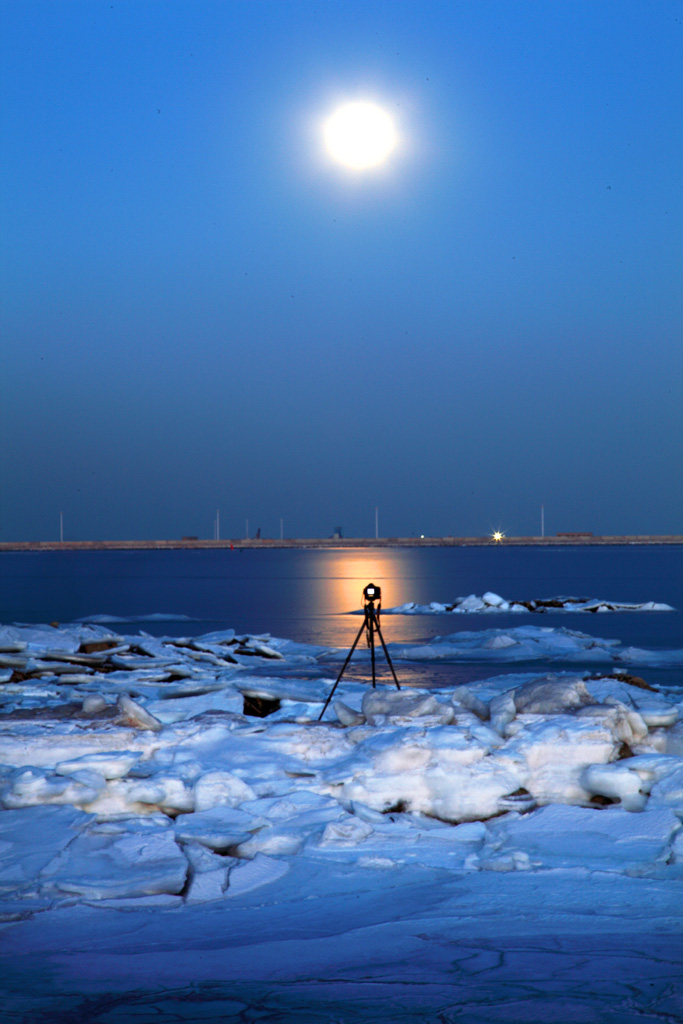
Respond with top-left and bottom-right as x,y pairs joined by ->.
1,620 -> 682,1021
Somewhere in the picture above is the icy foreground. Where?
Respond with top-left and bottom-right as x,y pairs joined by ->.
385,591 -> 675,614
1,621 -> 682,1021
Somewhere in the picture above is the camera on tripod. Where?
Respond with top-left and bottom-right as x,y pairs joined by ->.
362,583 -> 381,645
318,581 -> 400,720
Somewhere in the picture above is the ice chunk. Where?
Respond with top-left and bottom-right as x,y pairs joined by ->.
632,724 -> 683,756
513,677 -> 590,714
318,817 -> 375,848
240,640 -> 283,659
334,701 -> 365,726
580,763 -> 648,812
361,689 -> 454,725
483,634 -> 518,650
184,867 -> 229,903
145,690 -> 244,724
117,695 -> 163,732
78,779 -> 175,818
42,822 -> 188,899
648,763 -> 683,807
181,839 -> 237,897
173,806 -> 258,851
235,677 -> 328,703
2,766 -> 105,809
55,750 -> 142,779
504,716 -> 619,805
81,695 -> 108,714
489,690 -> 516,735
0,806 -> 90,888
457,595 -> 486,612
193,771 -> 257,811
241,790 -> 339,823
451,685 -> 490,721
236,825 -> 307,858
340,735 -> 525,823
585,681 -> 679,732
574,703 -> 649,745
585,677 -> 641,706
225,852 -> 289,896
656,722 -> 683,756
630,699 -> 678,729
125,775 -> 195,814
485,804 -> 680,875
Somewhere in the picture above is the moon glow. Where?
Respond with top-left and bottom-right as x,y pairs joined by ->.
324,102 -> 397,170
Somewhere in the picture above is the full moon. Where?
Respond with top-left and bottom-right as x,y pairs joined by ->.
323,102 -> 397,170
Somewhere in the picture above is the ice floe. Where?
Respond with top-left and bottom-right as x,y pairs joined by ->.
388,624 -> 683,667
385,592 -> 675,614
0,618 -> 682,919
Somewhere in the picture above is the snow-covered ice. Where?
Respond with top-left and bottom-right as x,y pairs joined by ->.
385,591 -> 675,614
387,623 -> 683,667
1,619 -> 682,1021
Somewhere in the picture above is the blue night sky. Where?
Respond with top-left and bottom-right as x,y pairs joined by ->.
1,0 -> 681,541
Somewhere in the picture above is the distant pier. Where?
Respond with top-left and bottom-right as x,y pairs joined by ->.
1,535 -> 681,552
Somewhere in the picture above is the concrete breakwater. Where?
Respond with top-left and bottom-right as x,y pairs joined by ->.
1,536 -> 682,551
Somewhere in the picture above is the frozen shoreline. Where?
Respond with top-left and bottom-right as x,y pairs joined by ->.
1,620 -> 682,1021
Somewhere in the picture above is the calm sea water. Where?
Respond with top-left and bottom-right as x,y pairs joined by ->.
1,545 -> 681,689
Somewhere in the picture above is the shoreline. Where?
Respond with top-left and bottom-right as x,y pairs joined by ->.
1,535 -> 682,551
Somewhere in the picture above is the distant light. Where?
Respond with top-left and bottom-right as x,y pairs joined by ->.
420,534 -> 425,539
492,531 -> 505,543
324,102 -> 397,170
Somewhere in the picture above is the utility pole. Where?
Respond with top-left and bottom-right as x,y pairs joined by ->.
60,511 -> 63,543
216,509 -> 220,542
375,506 -> 379,540
541,504 -> 545,538
280,517 -> 284,540
245,519 -> 249,540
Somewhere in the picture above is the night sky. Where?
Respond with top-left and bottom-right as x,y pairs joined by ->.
1,1 -> 681,542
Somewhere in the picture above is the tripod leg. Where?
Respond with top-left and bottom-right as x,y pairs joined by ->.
369,614 -> 378,688
317,617 -> 368,721
374,620 -> 401,691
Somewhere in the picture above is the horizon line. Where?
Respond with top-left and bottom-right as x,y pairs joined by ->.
1,535 -> 682,552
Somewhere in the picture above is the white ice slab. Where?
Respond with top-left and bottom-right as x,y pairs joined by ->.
40,819 -> 188,899
0,805 -> 90,889
480,803 -> 680,876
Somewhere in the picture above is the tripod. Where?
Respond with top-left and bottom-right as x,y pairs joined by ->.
318,583 -> 400,721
